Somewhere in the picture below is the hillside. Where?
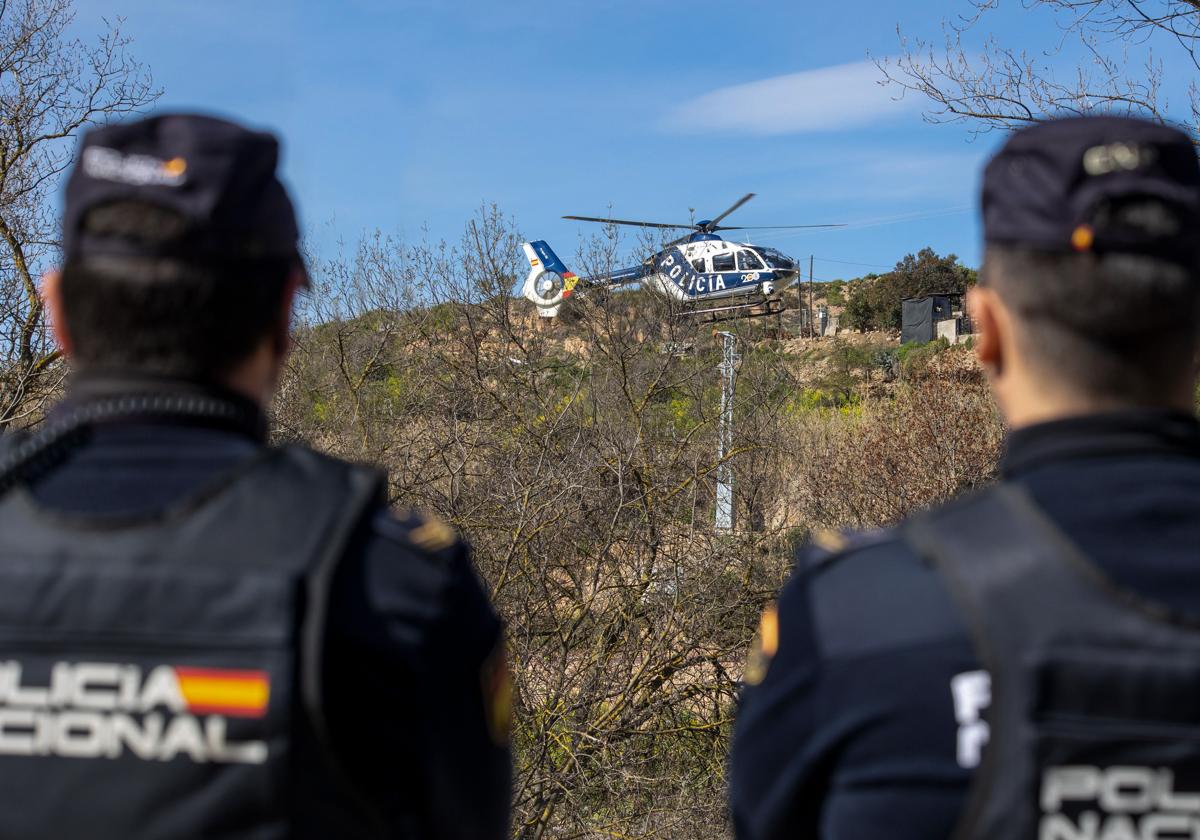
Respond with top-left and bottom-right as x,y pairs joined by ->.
277,267 -> 1002,839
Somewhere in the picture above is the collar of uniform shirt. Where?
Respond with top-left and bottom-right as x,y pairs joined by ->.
1000,409 -> 1200,479
52,371 -> 268,443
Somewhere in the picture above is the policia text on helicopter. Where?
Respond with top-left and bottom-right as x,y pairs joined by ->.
729,116 -> 1200,840
0,115 -> 511,839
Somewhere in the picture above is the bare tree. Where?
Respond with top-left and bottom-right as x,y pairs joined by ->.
0,0 -> 159,428
276,212 -> 805,839
879,0 -> 1200,142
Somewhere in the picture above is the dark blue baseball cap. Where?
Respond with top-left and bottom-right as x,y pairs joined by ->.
982,115 -> 1200,266
62,113 -> 304,272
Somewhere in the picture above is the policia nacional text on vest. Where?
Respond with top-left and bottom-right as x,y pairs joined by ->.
0,397 -> 391,839
906,484 -> 1200,840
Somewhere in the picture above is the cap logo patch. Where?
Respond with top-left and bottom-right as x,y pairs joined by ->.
162,157 -> 188,177
82,146 -> 188,187
1083,142 -> 1157,176
1071,224 -> 1095,251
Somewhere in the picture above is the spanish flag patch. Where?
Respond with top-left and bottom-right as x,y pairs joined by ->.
480,642 -> 513,746
173,667 -> 270,718
742,604 -> 779,686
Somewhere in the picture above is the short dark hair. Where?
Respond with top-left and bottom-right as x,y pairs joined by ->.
58,202 -> 295,380
983,247 -> 1200,405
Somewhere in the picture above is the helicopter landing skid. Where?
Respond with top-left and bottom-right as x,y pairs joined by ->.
681,296 -> 786,323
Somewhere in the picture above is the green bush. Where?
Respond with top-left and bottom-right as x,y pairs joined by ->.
897,337 -> 951,378
824,280 -> 846,307
842,249 -> 976,331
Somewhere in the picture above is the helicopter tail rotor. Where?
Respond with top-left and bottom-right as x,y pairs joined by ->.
521,241 -> 579,317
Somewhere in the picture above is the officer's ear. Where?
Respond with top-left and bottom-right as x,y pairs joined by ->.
41,269 -> 75,358
271,266 -> 305,358
968,285 -> 1005,379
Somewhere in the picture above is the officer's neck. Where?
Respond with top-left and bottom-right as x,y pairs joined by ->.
997,373 -> 1197,431
223,341 -> 282,410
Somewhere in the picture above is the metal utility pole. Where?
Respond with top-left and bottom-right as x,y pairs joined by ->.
715,331 -> 740,532
808,254 -> 816,338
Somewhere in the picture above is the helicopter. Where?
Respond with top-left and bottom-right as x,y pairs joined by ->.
520,193 -> 843,320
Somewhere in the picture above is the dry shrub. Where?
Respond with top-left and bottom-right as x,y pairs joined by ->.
782,380 -> 1003,532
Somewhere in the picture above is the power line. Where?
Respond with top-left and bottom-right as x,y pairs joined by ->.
840,205 -> 973,229
813,256 -> 894,270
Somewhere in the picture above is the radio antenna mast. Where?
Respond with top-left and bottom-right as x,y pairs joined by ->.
715,331 -> 740,532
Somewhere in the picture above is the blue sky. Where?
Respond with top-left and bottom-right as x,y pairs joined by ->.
66,0 -> 1102,280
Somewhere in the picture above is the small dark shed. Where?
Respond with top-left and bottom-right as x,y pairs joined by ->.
901,296 -> 954,344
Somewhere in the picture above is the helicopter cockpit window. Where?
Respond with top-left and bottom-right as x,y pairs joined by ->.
712,253 -> 736,272
691,258 -> 707,273
738,250 -> 765,271
758,248 -> 796,270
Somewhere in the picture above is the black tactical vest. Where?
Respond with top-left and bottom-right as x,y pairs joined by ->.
0,416 -> 388,839
906,483 -> 1200,840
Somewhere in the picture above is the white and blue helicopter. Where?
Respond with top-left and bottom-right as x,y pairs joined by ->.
521,193 -> 843,320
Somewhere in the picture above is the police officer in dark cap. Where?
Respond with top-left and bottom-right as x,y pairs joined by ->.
0,114 -> 511,839
729,114 -> 1200,839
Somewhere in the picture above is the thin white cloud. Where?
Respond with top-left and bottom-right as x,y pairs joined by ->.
662,60 -> 917,135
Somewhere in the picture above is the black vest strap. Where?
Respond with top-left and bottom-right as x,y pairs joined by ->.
298,458 -> 390,835
906,484 -> 1200,840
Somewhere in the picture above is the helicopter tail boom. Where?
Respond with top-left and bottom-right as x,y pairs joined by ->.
521,241 -> 580,317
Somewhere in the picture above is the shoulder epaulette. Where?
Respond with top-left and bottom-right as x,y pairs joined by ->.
372,508 -> 462,555
0,428 -> 30,454
799,526 -> 892,571
407,511 -> 459,553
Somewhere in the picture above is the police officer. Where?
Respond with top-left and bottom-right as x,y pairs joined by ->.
729,115 -> 1200,839
0,114 -> 511,839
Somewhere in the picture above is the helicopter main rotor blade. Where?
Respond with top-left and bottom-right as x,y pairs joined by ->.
562,215 -> 691,230
707,193 -> 756,227
716,223 -> 848,230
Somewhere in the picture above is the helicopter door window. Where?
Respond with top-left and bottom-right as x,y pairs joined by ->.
712,253 -> 736,272
691,258 -> 707,273
738,250 -> 765,271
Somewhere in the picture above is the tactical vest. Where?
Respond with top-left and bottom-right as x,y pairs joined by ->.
0,407 -> 388,839
906,483 -> 1200,840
